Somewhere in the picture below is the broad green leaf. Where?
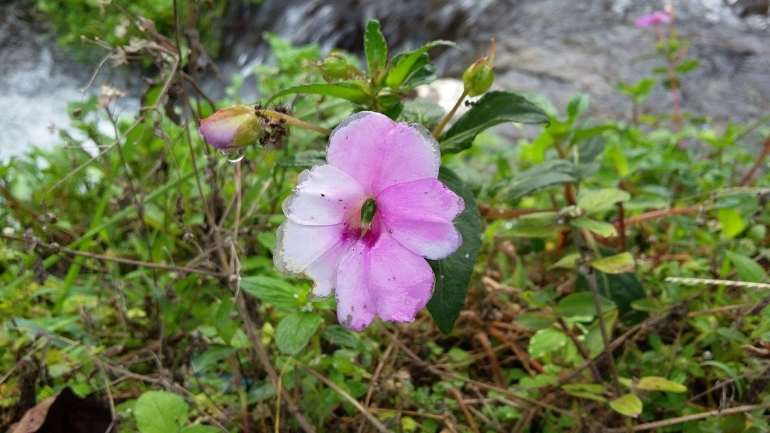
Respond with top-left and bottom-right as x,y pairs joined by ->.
576,247 -> 646,324
609,394 -> 642,417
636,376 -> 687,393
364,20 -> 388,75
528,328 -> 568,359
516,312 -> 556,330
565,391 -> 608,403
501,160 -> 577,201
630,298 -> 665,313
577,188 -> 631,213
724,251 -> 766,283
549,253 -> 580,270
192,346 -> 237,373
555,292 -> 616,319
589,252 -> 635,274
267,83 -> 370,105
439,91 -> 549,154
240,276 -> 303,309
427,167 -> 482,334
570,217 -> 617,238
576,134 -> 605,163
505,212 -> 561,238
275,312 -> 323,355
583,310 -> 619,357
386,40 -> 457,89
135,391 -> 189,433
717,208 -> 745,238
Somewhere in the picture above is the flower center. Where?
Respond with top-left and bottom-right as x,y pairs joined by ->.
359,198 -> 377,238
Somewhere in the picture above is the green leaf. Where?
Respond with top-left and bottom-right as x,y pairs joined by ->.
589,252 -> 635,274
528,328 -> 568,359
135,391 -> 189,433
516,312 -> 556,330
725,251 -> 766,283
676,59 -> 700,74
577,188 -> 631,214
636,376 -> 687,393
505,212 -> 561,238
427,167 -> 482,334
566,93 -> 590,121
267,83 -> 370,105
549,253 -> 580,270
562,383 -> 608,402
439,91 -> 549,154
400,98 -> 445,131
609,394 -> 642,417
501,160 -> 577,201
570,217 -> 617,238
240,276 -> 303,309
387,40 -> 457,89
555,292 -> 616,319
364,20 -> 388,75
275,312 -> 323,355
717,208 -> 745,238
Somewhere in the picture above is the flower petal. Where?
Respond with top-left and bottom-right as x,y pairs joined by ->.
282,165 -> 367,226
274,220 -> 348,276
303,238 -> 355,299
377,178 -> 464,260
327,111 -> 440,195
335,240 -> 376,331
367,234 -> 435,323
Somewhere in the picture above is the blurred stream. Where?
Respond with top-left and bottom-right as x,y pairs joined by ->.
1,0 -> 768,161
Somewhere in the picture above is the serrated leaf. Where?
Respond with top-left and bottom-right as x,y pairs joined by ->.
427,167 -> 482,335
364,20 -> 388,75
275,312 -> 323,355
724,251 -> 766,283
609,394 -> 642,417
577,188 -> 631,213
589,252 -> 635,274
555,292 -> 616,319
570,217 -> 617,237
439,91 -> 549,154
386,40 -> 457,89
267,83 -> 370,105
636,376 -> 687,393
135,391 -> 189,433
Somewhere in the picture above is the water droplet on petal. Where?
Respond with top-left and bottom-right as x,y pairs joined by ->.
222,147 -> 247,163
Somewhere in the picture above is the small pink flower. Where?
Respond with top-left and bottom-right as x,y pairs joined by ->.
634,11 -> 672,27
274,112 -> 464,331
199,105 -> 262,151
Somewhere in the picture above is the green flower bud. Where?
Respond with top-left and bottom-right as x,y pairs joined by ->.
462,39 -> 496,97
360,198 -> 377,237
319,55 -> 350,81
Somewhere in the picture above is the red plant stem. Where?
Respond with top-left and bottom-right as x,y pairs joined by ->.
617,202 -> 627,251
656,25 -> 683,135
613,205 -> 699,229
477,206 -> 554,220
739,134 -> 770,186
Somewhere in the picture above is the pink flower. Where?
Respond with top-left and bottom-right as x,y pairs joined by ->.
634,11 -> 672,27
274,111 -> 464,331
199,105 -> 262,151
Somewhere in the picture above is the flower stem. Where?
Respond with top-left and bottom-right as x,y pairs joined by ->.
258,109 -> 332,136
433,89 -> 469,137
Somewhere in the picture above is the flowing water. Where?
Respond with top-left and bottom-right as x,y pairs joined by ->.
1,0 -> 769,161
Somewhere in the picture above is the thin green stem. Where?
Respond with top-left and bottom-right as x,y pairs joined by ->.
433,90 -> 468,137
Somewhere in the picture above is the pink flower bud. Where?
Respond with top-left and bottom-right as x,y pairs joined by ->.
199,105 -> 262,151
